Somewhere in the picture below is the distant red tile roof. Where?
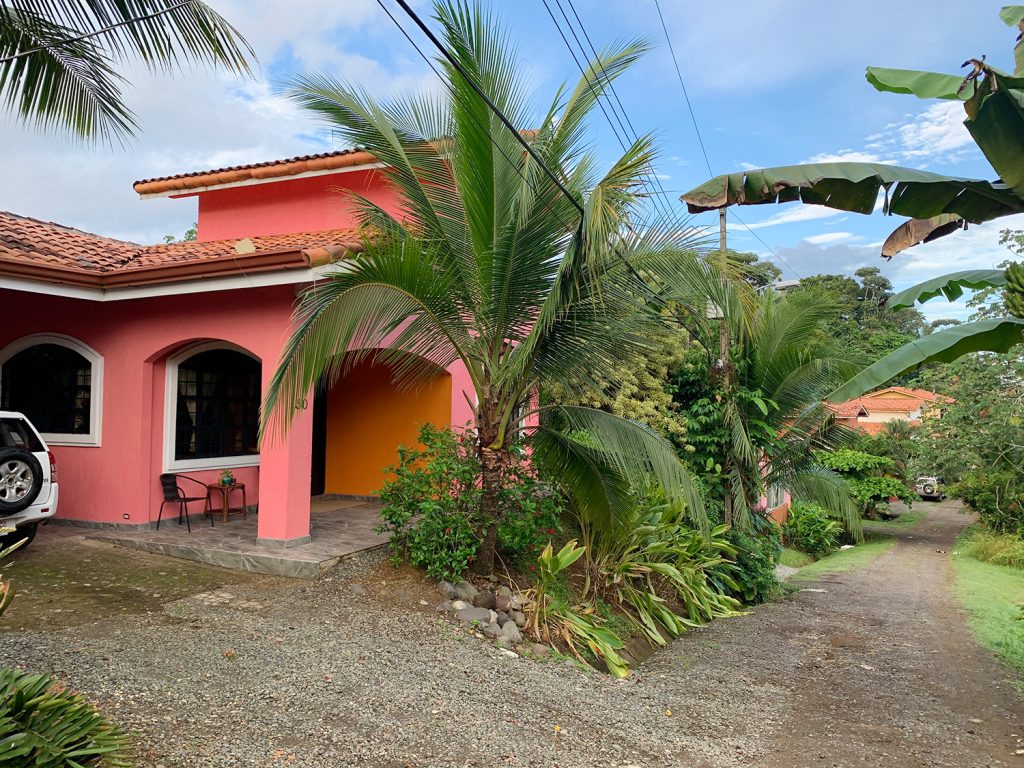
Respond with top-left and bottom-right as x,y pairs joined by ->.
825,401 -> 867,418
855,419 -> 923,436
132,148 -> 377,196
0,211 -> 362,288
861,386 -> 954,404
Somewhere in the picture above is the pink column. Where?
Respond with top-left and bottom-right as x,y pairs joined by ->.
256,396 -> 313,547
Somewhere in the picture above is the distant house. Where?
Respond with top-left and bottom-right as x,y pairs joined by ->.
826,387 -> 954,436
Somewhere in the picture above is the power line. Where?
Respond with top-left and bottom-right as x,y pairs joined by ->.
650,0 -> 802,280
550,0 -> 683,225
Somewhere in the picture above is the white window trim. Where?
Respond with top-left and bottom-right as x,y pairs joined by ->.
0,333 -> 103,447
164,341 -> 261,472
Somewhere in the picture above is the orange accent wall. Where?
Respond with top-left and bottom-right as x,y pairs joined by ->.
323,361 -> 452,496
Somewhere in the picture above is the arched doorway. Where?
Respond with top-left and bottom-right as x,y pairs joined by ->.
312,355 -> 453,497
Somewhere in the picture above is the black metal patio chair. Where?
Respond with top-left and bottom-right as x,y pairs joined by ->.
157,473 -> 212,532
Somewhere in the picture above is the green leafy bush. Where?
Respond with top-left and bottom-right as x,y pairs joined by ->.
377,424 -> 566,579
0,669 -> 131,767
727,518 -> 782,604
783,503 -> 843,557
378,425 -> 483,579
951,470 -> 1024,536
818,448 -> 915,515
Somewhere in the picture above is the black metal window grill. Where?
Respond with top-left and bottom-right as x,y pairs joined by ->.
174,349 -> 260,460
1,343 -> 91,435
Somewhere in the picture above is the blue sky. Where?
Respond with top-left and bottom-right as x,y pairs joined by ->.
1,0 -> 1020,321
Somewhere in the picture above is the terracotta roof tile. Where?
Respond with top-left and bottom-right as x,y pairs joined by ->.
0,210 -> 362,287
132,148 -> 377,196
0,211 -> 139,272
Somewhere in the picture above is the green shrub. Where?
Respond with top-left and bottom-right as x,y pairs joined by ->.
783,503 -> 843,557
377,425 -> 483,580
0,669 -> 131,767
727,517 -> 782,604
377,424 -> 566,579
951,470 -> 1024,536
496,469 -> 565,561
960,528 -> 1024,569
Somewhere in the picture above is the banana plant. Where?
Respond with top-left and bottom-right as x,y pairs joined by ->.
682,6 -> 1024,397
829,263 -> 1024,402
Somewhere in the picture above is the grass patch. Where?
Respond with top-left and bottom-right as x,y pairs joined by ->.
952,532 -> 1024,681
779,548 -> 814,568
864,508 -> 924,530
792,535 -> 895,579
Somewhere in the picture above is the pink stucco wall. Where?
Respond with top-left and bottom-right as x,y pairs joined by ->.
188,170 -> 401,242
0,286 -> 308,537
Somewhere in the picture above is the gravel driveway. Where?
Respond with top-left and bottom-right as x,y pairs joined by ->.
0,502 -> 1019,767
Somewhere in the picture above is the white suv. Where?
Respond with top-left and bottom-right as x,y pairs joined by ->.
0,412 -> 58,547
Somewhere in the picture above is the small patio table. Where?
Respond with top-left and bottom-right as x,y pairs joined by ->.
206,483 -> 247,524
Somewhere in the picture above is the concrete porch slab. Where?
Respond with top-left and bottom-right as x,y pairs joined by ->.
87,501 -> 387,578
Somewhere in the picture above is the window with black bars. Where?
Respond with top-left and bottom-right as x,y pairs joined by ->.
0,344 -> 91,434
175,349 -> 260,461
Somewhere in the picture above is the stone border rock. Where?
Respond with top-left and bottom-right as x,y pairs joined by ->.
436,580 -> 551,658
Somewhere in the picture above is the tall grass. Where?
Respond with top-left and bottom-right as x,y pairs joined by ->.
960,529 -> 1024,570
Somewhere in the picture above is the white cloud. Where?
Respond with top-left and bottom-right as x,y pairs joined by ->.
0,1 -> 436,244
803,150 -> 891,164
742,204 -> 842,230
897,101 -> 973,158
804,232 -> 856,245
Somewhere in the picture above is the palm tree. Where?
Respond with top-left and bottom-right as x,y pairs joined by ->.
262,1 -> 721,574
681,286 -> 862,533
0,0 -> 253,142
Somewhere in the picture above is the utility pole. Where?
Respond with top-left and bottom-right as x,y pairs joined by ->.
718,208 -> 733,527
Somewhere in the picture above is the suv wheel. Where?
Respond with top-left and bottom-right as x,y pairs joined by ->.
0,448 -> 43,514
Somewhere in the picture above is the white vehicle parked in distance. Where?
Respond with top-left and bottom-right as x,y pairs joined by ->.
0,411 -> 58,547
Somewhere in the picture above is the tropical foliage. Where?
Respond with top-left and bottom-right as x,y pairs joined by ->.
782,503 -> 843,558
0,669 -> 131,767
264,0 -> 721,574
670,287 -> 861,533
0,0 -> 252,141
377,424 -> 563,579
680,6 -> 1024,393
817,448 -> 915,516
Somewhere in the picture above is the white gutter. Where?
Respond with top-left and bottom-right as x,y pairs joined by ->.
0,261 -> 351,303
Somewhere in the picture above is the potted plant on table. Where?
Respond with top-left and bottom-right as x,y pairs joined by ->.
219,469 -> 235,486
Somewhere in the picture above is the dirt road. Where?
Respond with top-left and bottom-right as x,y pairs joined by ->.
746,501 -> 1022,767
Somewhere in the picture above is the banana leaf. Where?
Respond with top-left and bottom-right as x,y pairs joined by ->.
888,269 -> 1007,310
865,67 -> 968,101
680,163 -> 1024,228
881,214 -> 966,258
963,74 -> 1024,198
829,318 -> 1024,402
1000,6 -> 1024,26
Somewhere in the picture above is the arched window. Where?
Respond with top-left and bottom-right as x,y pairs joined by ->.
0,334 -> 102,446
165,343 -> 261,470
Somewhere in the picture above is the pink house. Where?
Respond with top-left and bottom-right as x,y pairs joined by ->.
0,149 -> 474,549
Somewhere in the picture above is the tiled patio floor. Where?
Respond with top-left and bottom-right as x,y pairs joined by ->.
87,498 -> 387,578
